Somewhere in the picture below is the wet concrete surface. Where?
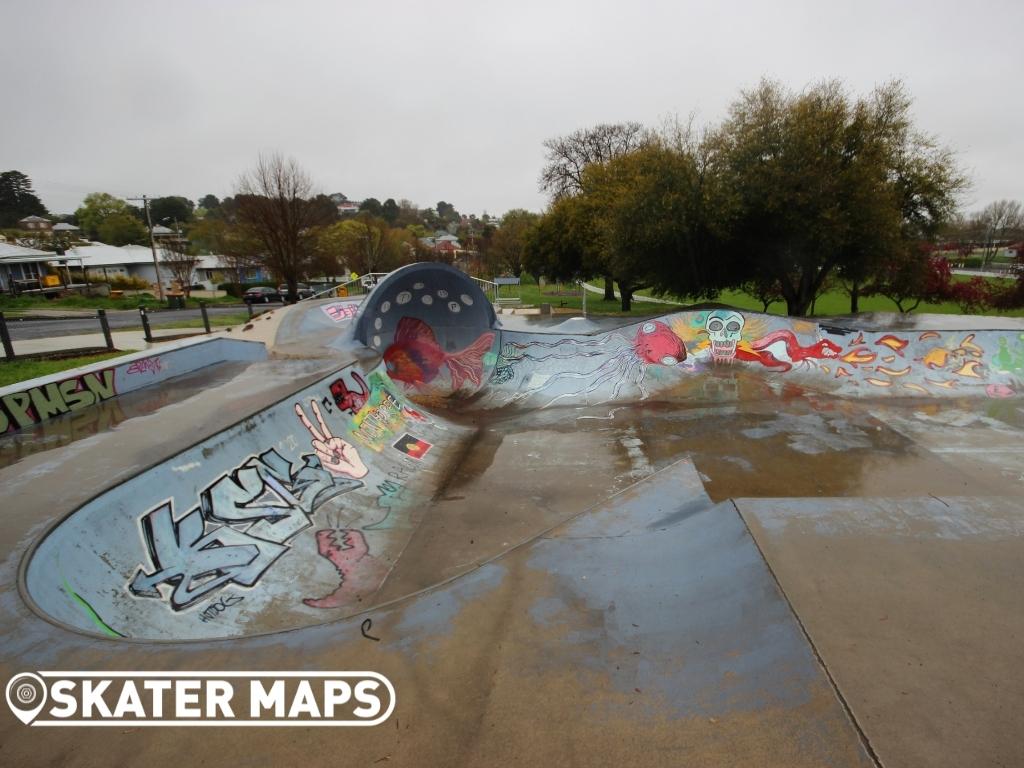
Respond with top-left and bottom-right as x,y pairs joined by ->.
0,462 -> 874,768
0,361 -> 252,468
740,496 -> 1024,768
2,311 -> 1023,764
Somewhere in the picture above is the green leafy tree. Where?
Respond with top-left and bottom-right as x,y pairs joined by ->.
75,192 -> 142,241
0,171 -> 49,227
716,79 -> 966,316
436,201 -> 458,223
359,197 -> 383,217
382,198 -> 400,225
317,214 -> 405,275
150,196 -> 195,226
488,209 -> 539,276
199,194 -> 221,211
97,212 -> 146,246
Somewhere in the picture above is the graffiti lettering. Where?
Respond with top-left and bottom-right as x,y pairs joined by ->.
322,302 -> 359,322
350,377 -> 406,451
198,594 -> 244,623
129,448 -> 363,611
1,369 -> 117,433
126,357 -> 165,375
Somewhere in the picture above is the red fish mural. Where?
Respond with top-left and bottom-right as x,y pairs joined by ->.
634,321 -> 686,365
384,317 -> 495,389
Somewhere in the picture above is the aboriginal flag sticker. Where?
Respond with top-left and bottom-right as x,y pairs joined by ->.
392,433 -> 432,460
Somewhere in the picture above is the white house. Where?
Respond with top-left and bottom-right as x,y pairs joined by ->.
66,243 -> 168,288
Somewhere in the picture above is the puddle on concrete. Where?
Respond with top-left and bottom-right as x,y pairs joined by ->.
380,375 -> 1022,601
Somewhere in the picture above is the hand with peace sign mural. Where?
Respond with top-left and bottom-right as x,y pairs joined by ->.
294,399 -> 368,479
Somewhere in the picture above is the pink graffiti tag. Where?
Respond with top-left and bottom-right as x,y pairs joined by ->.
322,303 -> 359,322
125,357 -> 165,375
302,529 -> 369,609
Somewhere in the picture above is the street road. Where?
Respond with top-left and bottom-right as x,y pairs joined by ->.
4,305 -> 275,340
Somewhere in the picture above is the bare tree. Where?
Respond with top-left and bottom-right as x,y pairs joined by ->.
159,232 -> 199,298
539,122 -> 648,298
974,200 -> 1024,268
235,154 -> 331,302
539,122 -> 649,201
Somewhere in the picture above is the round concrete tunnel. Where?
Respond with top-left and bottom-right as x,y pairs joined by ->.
353,263 -> 501,395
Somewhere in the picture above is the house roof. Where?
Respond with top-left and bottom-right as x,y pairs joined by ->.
18,215 -> 51,224
52,222 -> 80,232
65,243 -> 159,267
151,225 -> 175,236
0,242 -> 52,259
0,242 -> 55,265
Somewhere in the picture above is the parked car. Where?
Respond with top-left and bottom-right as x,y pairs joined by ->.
278,283 -> 315,300
243,286 -> 282,304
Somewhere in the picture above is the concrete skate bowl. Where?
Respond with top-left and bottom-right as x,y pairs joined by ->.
19,279 -> 1024,641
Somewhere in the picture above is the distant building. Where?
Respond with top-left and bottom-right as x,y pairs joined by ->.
52,222 -> 80,235
18,215 -> 52,232
337,201 -> 360,216
0,242 -> 57,292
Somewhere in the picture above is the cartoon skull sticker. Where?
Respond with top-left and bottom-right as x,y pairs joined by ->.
706,310 -> 744,363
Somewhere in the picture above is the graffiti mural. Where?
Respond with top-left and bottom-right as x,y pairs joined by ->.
347,374 -> 408,452
476,311 -> 1024,409
303,524 -> 370,609
384,317 -> 496,391
1,369 -> 116,433
128,441 -> 365,611
330,371 -> 370,415
705,310 -> 744,363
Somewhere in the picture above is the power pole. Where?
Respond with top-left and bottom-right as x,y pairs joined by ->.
127,195 -> 164,300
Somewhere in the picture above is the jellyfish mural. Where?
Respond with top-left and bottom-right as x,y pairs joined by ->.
491,320 -> 689,408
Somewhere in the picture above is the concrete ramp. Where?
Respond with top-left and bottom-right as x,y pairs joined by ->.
23,361 -> 467,640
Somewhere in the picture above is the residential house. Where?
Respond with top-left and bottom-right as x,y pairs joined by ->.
0,242 -> 63,293
66,243 -> 169,288
193,254 -> 269,288
18,215 -> 52,232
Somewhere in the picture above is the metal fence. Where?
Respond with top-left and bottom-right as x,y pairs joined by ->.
0,302 -> 265,361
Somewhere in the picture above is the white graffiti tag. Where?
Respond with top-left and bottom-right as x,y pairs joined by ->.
128,447 -> 363,611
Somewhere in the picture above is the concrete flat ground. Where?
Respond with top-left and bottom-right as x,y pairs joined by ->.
0,301 -> 1021,767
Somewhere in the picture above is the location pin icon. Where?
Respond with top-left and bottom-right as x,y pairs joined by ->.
6,673 -> 47,725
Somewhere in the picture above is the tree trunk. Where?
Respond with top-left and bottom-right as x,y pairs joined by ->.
850,282 -> 860,314
620,286 -> 633,312
603,275 -> 615,302
786,295 -> 812,316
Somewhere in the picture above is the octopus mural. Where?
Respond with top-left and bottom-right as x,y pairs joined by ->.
478,309 -> 1021,408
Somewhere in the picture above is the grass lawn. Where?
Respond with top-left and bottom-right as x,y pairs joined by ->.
634,275 -> 1024,318
517,282 -> 687,315
149,311 -> 252,330
0,350 -> 134,388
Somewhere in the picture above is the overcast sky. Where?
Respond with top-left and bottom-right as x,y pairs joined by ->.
1,0 -> 1020,217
